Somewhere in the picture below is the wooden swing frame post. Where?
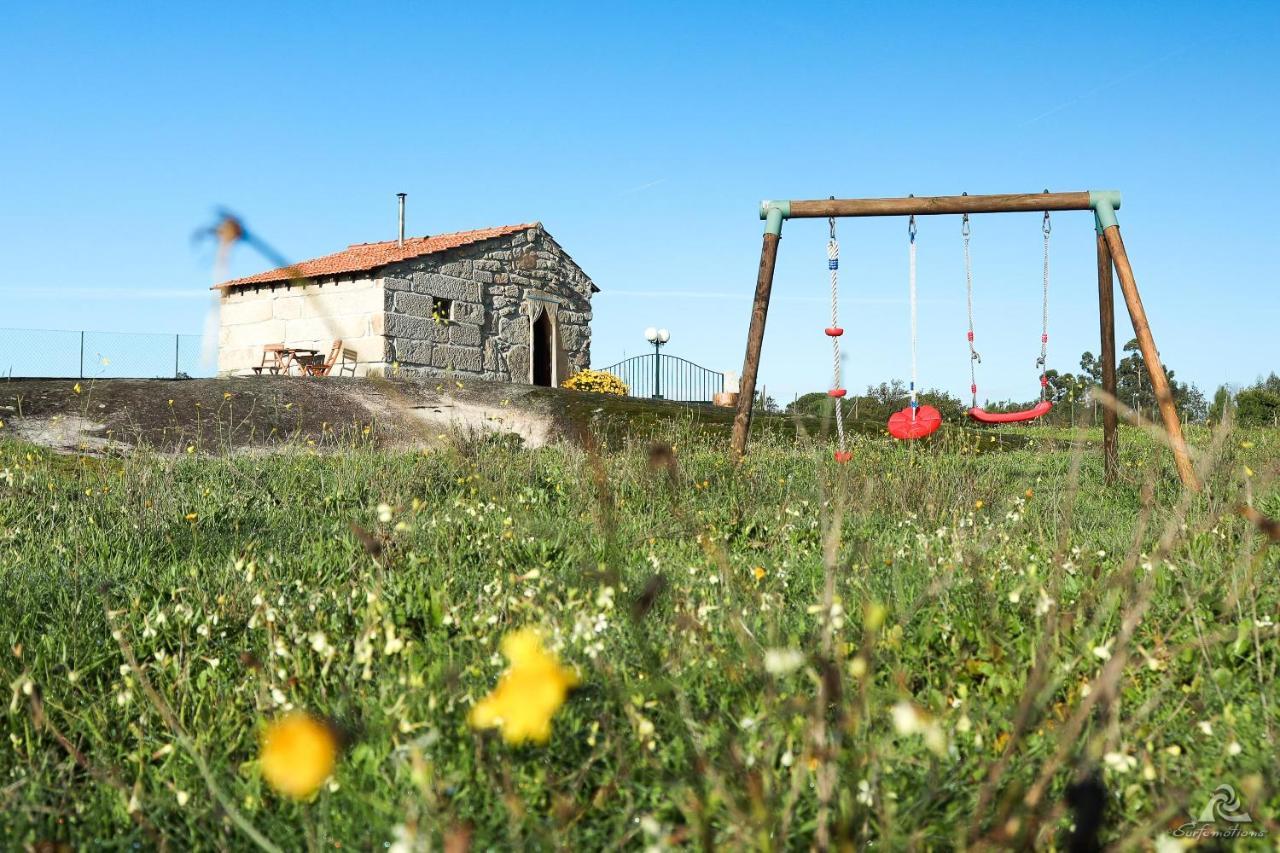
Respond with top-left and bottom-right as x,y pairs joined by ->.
730,191 -> 1201,492
1096,230 -> 1119,483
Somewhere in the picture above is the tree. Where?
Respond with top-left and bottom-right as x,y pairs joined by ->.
786,391 -> 829,416
1180,384 -> 1208,423
1236,387 -> 1280,427
1079,351 -> 1101,384
1209,385 -> 1232,423
754,391 -> 779,413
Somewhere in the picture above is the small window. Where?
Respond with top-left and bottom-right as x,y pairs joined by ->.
431,297 -> 453,324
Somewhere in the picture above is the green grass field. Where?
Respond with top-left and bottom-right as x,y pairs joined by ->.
1,418 -> 1276,850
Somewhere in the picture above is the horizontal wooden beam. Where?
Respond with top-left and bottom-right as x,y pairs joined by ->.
782,192 -> 1096,219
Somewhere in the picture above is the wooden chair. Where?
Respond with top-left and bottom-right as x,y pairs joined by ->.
251,343 -> 287,375
335,348 -> 358,377
303,340 -> 350,377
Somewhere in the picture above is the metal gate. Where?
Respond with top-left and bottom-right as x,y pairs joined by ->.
598,353 -> 723,403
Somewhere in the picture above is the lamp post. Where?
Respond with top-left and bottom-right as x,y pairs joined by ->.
644,327 -> 670,399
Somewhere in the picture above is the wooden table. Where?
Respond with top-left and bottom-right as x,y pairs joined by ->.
280,347 -> 320,375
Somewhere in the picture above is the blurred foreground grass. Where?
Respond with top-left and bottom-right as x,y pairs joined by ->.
0,421 -> 1276,849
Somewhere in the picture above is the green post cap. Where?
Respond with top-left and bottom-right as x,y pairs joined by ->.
1089,190 -> 1122,232
759,200 -> 791,236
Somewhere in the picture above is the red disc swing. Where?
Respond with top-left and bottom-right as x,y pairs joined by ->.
961,209 -> 1055,424
887,215 -> 943,440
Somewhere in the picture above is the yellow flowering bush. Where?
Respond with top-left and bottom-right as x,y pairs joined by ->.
560,369 -> 628,396
469,628 -> 579,745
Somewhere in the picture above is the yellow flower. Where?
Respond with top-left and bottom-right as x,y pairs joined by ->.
752,566 -> 766,581
1024,488 -> 1034,499
560,370 -> 628,396
184,512 -> 198,522
73,383 -> 82,394
260,712 -> 338,799
974,499 -> 984,510
469,628 -> 578,745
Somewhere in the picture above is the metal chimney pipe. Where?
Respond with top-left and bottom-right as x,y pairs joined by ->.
396,193 -> 407,247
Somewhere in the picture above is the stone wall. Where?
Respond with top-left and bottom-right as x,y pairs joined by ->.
381,225 -> 594,383
218,276 -> 387,376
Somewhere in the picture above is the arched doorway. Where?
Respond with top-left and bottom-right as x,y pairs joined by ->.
532,309 -> 553,387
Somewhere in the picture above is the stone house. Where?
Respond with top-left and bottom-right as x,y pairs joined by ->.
215,223 -> 597,384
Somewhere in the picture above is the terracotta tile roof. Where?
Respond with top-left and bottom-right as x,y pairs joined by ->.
214,223 -> 538,289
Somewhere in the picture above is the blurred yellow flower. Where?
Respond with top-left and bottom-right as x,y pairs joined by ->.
469,628 -> 578,745
260,712 -> 338,799
73,383 -> 82,394
752,566 -> 766,581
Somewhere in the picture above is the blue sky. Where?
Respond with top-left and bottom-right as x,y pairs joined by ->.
1,2 -> 1276,400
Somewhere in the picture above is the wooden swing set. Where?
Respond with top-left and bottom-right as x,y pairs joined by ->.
729,191 -> 1201,492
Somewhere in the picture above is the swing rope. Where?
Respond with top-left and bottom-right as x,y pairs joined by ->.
1038,211 -> 1051,400
886,208 -> 941,441
908,214 -> 919,420
963,203 -> 1055,425
962,213 -> 980,408
827,216 -> 846,451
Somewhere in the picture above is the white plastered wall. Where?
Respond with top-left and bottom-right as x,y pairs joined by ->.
217,276 -> 388,376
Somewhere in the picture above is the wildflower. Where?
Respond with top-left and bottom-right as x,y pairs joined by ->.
1227,741 -> 1242,756
175,790 -> 190,806
260,712 -> 338,799
469,628 -> 578,745
752,566 -> 766,581
1103,751 -> 1137,773
73,383 -> 82,394
763,648 -> 805,676
376,503 -> 393,523
974,499 -> 984,510
890,701 -> 947,756
1024,488 -> 1034,499
184,513 -> 198,522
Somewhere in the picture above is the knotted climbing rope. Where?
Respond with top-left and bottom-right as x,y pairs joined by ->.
826,215 -> 847,457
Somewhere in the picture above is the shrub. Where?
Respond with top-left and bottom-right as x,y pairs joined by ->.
561,369 -> 628,396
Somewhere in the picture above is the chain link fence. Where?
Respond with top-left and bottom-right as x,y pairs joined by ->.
0,328 -> 211,379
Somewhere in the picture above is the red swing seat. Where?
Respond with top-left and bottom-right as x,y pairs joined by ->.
887,404 -> 943,440
967,400 -> 1052,424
